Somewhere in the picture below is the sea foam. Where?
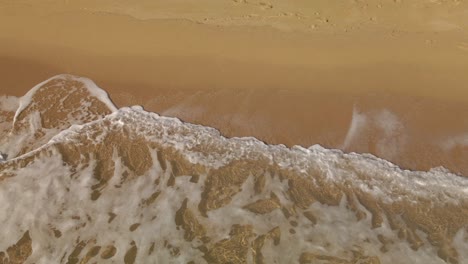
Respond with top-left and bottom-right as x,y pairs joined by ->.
0,75 -> 467,264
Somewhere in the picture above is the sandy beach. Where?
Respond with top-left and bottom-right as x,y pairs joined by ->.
2,2 -> 468,263
1,0 -> 468,175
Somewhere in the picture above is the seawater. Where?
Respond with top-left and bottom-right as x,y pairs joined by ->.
0,75 -> 467,264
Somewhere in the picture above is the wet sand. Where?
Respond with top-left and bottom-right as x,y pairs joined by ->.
1,1 -> 468,175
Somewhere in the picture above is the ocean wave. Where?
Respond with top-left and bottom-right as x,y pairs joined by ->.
0,75 -> 467,264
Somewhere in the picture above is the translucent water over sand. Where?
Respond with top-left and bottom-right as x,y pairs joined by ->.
0,75 -> 467,264
2,0 -> 468,262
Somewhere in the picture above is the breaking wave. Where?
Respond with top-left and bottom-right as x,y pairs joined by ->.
0,75 -> 467,264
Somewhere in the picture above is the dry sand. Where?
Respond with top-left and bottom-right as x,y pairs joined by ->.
1,0 -> 468,174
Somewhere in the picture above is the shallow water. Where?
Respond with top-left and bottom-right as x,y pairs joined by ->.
0,75 -> 467,264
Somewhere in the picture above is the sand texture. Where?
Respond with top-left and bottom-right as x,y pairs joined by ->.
1,0 -> 468,174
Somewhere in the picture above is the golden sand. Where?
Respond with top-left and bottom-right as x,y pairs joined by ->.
1,0 -> 468,174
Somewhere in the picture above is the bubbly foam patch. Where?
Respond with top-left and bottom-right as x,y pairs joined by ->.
440,134 -> 468,151
1,74 -> 116,160
96,107 -> 468,204
1,106 -> 466,263
0,95 -> 19,112
13,74 -> 116,123
342,105 -> 367,149
342,107 -> 407,161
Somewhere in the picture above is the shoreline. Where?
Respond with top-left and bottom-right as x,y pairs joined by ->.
3,66 -> 468,176
1,10 -> 468,102
1,3 -> 468,175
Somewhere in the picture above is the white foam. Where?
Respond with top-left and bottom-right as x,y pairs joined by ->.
342,105 -> 367,149
1,85 -> 468,263
0,95 -> 19,112
1,106 -> 467,263
375,109 -> 406,158
453,228 -> 468,262
3,141 -> 453,263
6,105 -> 465,213
440,134 -> 468,151
13,74 -> 117,124
342,107 -> 407,160
41,106 -> 468,206
2,74 -> 118,160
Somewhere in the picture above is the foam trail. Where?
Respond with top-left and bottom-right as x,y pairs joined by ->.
375,109 -> 406,159
0,96 -> 19,112
2,74 -> 117,160
342,104 -> 366,149
440,134 -> 468,151
13,74 -> 117,124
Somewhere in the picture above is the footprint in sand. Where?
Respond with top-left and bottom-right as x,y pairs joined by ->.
259,2 -> 274,10
231,0 -> 273,10
232,0 -> 248,4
